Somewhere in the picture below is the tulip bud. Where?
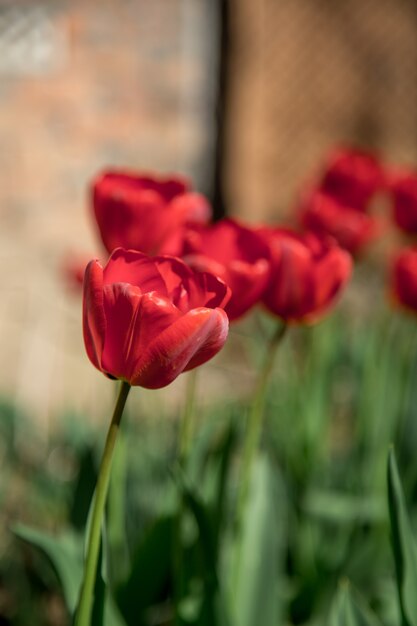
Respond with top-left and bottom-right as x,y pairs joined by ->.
390,247 -> 417,314
91,170 -> 212,256
260,229 -> 352,323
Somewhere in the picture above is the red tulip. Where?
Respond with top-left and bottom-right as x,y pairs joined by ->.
92,170 -> 211,256
388,169 -> 417,235
299,190 -> 380,255
260,229 -> 352,323
181,218 -> 271,321
83,248 -> 230,388
320,147 -> 384,211
391,247 -> 417,314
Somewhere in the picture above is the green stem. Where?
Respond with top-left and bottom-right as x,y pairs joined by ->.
107,426 -> 130,586
237,322 -> 287,523
179,369 -> 198,463
75,381 -> 131,626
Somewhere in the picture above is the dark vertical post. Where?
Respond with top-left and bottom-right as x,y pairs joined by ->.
210,0 -> 231,220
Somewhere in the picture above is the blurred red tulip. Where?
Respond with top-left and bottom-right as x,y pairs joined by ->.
320,147 -> 384,211
260,229 -> 352,323
83,249 -> 230,388
181,218 -> 271,321
388,169 -> 417,235
391,247 -> 417,314
62,258 -> 86,291
299,190 -> 380,255
92,170 -> 211,256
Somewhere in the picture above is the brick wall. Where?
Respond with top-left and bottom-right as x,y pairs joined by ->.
0,0 -> 223,430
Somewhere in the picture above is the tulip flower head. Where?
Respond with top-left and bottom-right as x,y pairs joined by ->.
83,249 -> 230,388
299,190 -> 380,255
261,229 -> 352,323
388,169 -> 417,235
92,170 -> 212,256
320,147 -> 384,211
390,247 -> 417,315
181,218 -> 271,321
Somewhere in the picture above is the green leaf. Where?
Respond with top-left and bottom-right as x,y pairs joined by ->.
184,419 -> 237,565
180,482 -> 231,626
329,580 -> 382,625
387,448 -> 417,626
232,455 -> 286,626
303,489 -> 385,524
182,488 -> 217,581
70,445 -> 98,531
116,515 -> 174,626
168,422 -> 236,626
210,422 -> 237,550
92,540 -> 126,626
13,523 -> 83,615
104,599 -> 126,626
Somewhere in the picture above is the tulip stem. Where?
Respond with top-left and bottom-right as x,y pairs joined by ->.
75,380 -> 131,626
179,369 -> 198,462
237,321 -> 287,523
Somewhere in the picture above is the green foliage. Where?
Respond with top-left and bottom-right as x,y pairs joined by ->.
12,523 -> 83,614
116,515 -> 174,625
387,449 -> 417,626
329,581 -> 382,626
5,294 -> 417,625
232,455 -> 286,626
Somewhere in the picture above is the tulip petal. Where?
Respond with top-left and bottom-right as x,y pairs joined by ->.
183,308 -> 229,371
93,170 -> 189,206
169,192 -> 212,224
92,171 -> 195,254
189,271 -> 231,310
154,255 -> 194,293
182,253 -> 226,280
181,219 -> 270,319
100,285 -> 182,381
390,171 -> 417,235
130,308 -> 229,389
299,191 -> 379,255
103,249 -> 168,295
183,219 -> 269,265
100,283 -> 143,380
142,175 -> 189,202
155,256 -> 231,311
321,147 -> 383,211
100,286 -> 183,381
391,248 -> 417,313
224,259 -> 269,320
125,292 -> 183,370
263,237 -> 315,320
94,187 -> 174,254
83,260 -> 106,371
153,256 -> 197,310
309,249 -> 352,322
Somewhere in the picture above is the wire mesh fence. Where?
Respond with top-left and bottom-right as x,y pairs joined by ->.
225,0 -> 417,220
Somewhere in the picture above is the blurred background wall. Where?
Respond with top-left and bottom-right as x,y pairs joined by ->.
224,0 -> 417,220
0,0 -> 220,429
0,0 -> 416,427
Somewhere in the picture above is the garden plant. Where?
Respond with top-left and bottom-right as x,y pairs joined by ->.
4,148 -> 417,626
